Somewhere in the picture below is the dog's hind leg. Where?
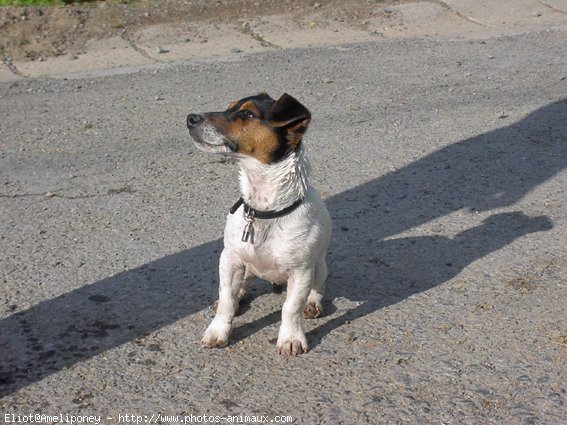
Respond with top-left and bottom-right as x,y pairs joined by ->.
201,249 -> 245,348
304,258 -> 327,319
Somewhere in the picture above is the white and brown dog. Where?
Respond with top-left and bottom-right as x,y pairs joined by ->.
187,93 -> 331,356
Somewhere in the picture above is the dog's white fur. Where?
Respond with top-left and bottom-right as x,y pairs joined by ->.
201,143 -> 332,355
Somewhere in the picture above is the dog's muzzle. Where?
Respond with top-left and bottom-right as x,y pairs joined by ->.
187,115 -> 232,154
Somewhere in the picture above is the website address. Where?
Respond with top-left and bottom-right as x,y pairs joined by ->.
3,413 -> 294,425
119,414 -> 294,424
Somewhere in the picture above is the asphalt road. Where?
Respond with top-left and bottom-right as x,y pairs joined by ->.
1,27 -> 566,425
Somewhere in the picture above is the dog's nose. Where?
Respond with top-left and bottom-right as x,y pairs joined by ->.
187,114 -> 204,129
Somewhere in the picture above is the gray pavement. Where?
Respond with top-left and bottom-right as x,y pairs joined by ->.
1,1 -> 566,424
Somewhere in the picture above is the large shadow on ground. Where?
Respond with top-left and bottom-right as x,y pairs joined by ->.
1,100 -> 565,396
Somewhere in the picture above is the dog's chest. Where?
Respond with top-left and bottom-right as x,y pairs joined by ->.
242,253 -> 289,284
225,218 -> 292,283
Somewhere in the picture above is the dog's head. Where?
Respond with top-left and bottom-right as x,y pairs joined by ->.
187,93 -> 311,164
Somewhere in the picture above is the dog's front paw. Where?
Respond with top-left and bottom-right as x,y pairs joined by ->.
201,322 -> 231,349
303,301 -> 324,319
276,335 -> 309,356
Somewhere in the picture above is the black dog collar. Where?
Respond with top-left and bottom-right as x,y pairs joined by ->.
229,197 -> 304,219
230,197 -> 304,243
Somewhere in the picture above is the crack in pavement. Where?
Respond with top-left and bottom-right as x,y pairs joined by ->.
537,0 -> 567,14
121,32 -> 166,63
237,21 -> 282,49
2,57 -> 27,78
437,0 -> 491,27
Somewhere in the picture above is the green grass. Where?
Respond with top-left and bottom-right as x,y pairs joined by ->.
0,0 -> 97,6
0,0 -> 63,5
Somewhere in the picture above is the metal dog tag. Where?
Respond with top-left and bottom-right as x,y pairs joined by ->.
242,213 -> 255,243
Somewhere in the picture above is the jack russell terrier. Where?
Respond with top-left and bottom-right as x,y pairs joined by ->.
187,93 -> 331,356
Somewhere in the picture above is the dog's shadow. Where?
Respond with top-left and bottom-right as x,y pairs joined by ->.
234,100 -> 564,345
0,100 -> 565,396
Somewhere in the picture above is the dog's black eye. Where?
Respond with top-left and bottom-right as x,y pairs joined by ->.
237,110 -> 256,120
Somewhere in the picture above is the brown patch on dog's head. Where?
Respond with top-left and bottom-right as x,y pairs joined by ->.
194,93 -> 311,164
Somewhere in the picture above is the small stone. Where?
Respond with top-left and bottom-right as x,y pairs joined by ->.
68,53 -> 78,61
533,11 -> 543,17
231,48 -> 243,53
156,46 -> 169,54
45,192 -> 56,198
314,2 -> 321,8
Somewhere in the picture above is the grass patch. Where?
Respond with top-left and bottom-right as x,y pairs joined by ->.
0,0 -> 63,5
0,0 -> 98,6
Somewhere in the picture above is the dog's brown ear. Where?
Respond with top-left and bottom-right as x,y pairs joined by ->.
268,94 -> 311,147
269,93 -> 311,127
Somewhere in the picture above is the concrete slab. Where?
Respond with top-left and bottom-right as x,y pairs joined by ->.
444,0 -> 567,31
367,2 -> 484,39
243,15 -> 376,49
15,36 -> 153,79
130,22 -> 272,62
3,0 -> 566,80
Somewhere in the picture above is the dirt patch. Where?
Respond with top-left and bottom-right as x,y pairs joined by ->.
0,0 -> 398,63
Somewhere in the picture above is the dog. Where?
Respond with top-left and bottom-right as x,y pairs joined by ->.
186,92 -> 332,356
